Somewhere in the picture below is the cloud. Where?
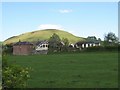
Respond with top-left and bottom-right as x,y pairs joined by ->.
59,9 -> 73,13
37,24 -> 64,30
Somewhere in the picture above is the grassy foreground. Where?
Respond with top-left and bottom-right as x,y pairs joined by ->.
6,52 -> 118,88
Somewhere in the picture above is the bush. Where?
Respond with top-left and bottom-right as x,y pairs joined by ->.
2,44 -> 13,55
85,46 -> 119,52
104,46 -> 118,51
2,56 -> 31,89
118,45 -> 120,52
85,46 -> 104,52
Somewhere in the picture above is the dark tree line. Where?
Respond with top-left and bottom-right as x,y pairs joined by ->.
104,32 -> 119,46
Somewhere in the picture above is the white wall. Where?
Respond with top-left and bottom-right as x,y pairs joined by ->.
36,44 -> 48,51
93,43 -> 96,46
82,44 -> 84,48
86,44 -> 88,47
89,43 -> 92,47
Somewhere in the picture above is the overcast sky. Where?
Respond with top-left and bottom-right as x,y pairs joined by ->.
2,2 -> 118,41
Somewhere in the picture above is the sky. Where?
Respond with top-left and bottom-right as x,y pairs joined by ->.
1,0 -> 119,2
2,2 -> 118,41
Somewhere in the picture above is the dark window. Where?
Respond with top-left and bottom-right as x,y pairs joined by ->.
43,45 -> 45,47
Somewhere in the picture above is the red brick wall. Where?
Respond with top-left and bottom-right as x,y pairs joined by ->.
13,45 -> 33,55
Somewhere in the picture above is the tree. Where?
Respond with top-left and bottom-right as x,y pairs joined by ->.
104,32 -> 119,46
98,38 -> 101,41
62,38 -> 69,51
62,38 -> 69,46
2,44 -> 13,54
2,56 -> 31,88
48,33 -> 61,52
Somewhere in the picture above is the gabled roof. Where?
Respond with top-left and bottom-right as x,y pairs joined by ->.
75,40 -> 100,45
13,41 -> 33,46
36,40 -> 48,45
86,39 -> 100,44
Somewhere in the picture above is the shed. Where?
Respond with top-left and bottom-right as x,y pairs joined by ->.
13,41 -> 33,55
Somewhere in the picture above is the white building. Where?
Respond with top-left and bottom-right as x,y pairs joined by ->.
75,39 -> 101,49
35,40 -> 48,54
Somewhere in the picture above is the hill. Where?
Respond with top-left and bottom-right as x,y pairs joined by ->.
4,29 -> 85,44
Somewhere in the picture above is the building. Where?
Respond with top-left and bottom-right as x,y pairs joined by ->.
13,41 -> 33,55
75,36 -> 101,49
75,41 -> 100,49
34,40 -> 48,54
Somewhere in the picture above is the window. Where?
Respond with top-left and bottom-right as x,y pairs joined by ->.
43,45 -> 45,47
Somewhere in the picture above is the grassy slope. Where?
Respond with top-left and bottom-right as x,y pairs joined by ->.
4,29 -> 85,44
7,52 -> 118,88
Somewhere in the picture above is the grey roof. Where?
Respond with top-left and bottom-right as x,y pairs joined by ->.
14,41 -> 33,46
75,40 -> 100,45
86,39 -> 100,44
36,40 -> 48,45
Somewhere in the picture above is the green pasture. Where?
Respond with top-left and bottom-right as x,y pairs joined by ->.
6,52 -> 118,88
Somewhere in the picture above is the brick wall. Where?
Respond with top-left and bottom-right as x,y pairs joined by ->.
13,44 -> 33,55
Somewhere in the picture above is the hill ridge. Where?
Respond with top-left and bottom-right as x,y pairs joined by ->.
4,29 -> 85,44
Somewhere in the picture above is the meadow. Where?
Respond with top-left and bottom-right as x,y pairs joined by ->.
6,52 -> 118,88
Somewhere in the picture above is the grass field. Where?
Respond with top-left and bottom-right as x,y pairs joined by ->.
6,52 -> 118,88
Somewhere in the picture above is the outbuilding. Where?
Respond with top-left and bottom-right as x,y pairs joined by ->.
13,41 -> 33,55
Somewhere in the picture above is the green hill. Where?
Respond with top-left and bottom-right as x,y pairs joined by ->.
4,29 -> 85,44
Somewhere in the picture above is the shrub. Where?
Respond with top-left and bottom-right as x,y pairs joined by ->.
2,44 -> 13,55
118,45 -> 120,52
85,46 -> 104,52
2,56 -> 31,89
85,46 -> 118,52
104,46 -> 118,51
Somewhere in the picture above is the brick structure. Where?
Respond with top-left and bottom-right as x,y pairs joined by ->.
13,41 -> 33,55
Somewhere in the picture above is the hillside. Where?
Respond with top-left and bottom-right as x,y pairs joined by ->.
4,29 -> 85,44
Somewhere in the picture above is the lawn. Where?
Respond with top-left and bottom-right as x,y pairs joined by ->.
6,52 -> 118,88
